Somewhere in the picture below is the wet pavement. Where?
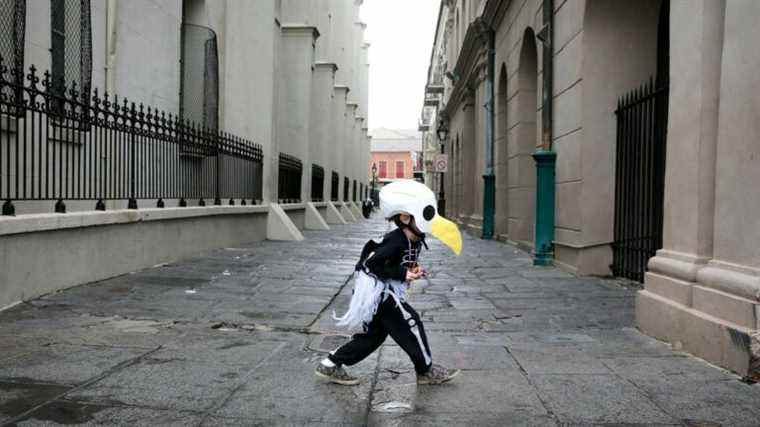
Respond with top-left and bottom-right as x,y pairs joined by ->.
1,216 -> 759,426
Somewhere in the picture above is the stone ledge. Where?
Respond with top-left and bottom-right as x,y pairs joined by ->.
693,285 -> 759,330
637,289 -> 758,378
697,260 -> 760,302
279,203 -> 306,211
0,205 -> 269,237
645,271 -> 693,307
648,249 -> 711,282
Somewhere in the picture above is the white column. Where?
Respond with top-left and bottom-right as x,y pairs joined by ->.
276,25 -> 319,201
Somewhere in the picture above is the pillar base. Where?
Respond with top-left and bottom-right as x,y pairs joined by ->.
637,287 -> 759,381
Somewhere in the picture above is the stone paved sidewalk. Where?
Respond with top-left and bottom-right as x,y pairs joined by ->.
1,216 -> 759,426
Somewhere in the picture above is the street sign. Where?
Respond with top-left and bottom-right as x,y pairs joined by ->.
434,154 -> 448,172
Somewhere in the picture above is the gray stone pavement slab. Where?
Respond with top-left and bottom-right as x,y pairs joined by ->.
15,401 -> 203,426
1,216 -> 758,426
530,374 -> 678,424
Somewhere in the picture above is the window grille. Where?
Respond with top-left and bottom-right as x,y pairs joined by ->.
50,0 -> 92,113
0,0 -> 25,116
378,161 -> 387,178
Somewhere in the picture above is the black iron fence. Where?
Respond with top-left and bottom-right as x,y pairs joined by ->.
343,176 -> 349,202
0,60 -> 263,215
352,179 -> 356,202
278,153 -> 302,203
611,78 -> 668,282
331,171 -> 339,202
311,164 -> 324,202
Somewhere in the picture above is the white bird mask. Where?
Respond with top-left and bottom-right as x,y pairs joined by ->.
379,180 -> 462,255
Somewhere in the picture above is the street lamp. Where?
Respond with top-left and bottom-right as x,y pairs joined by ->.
436,120 -> 449,142
435,119 -> 448,217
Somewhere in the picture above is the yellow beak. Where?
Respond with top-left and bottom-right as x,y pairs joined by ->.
430,215 -> 463,255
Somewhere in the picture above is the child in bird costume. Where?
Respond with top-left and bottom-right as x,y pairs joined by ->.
315,180 -> 463,385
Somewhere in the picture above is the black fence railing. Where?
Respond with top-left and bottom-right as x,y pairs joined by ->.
331,171 -> 339,202
352,179 -> 356,202
611,78 -> 668,282
343,176 -> 349,202
0,60 -> 263,215
278,153 -> 302,203
311,164 -> 324,202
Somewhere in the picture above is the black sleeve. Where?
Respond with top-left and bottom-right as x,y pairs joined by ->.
364,234 -> 407,282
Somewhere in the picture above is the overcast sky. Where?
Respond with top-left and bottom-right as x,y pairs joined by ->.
361,0 -> 440,132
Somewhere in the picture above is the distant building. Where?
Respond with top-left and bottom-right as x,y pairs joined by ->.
368,128 -> 423,186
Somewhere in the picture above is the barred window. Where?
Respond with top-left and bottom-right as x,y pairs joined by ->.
0,0 -> 26,114
50,0 -> 92,102
180,23 -> 218,131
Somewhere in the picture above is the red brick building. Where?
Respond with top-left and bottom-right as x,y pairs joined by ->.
368,128 -> 423,186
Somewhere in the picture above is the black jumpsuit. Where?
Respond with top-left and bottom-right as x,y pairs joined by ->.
328,228 -> 433,375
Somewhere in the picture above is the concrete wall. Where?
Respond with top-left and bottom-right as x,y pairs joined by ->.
0,207 -> 268,309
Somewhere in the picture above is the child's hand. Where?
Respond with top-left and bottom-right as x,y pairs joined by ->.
405,268 -> 423,282
411,265 -> 428,277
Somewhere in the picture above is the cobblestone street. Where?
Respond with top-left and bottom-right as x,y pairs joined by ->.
1,217 -> 759,426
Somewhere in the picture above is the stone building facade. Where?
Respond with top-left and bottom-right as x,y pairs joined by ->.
423,0 -> 759,378
1,0 -> 370,212
0,0 -> 370,309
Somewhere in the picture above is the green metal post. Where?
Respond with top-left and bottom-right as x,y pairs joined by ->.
481,23 -> 496,240
533,150 -> 556,266
533,0 -> 555,266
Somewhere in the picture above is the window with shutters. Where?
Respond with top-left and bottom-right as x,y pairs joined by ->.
378,161 -> 387,179
395,161 -> 404,178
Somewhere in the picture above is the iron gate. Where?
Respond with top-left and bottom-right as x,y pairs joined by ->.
311,164 -> 324,202
331,171 -> 339,201
278,153 -> 302,203
611,78 -> 668,282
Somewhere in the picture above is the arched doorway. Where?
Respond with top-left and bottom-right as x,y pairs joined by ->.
495,64 -> 509,239
512,28 -> 538,249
